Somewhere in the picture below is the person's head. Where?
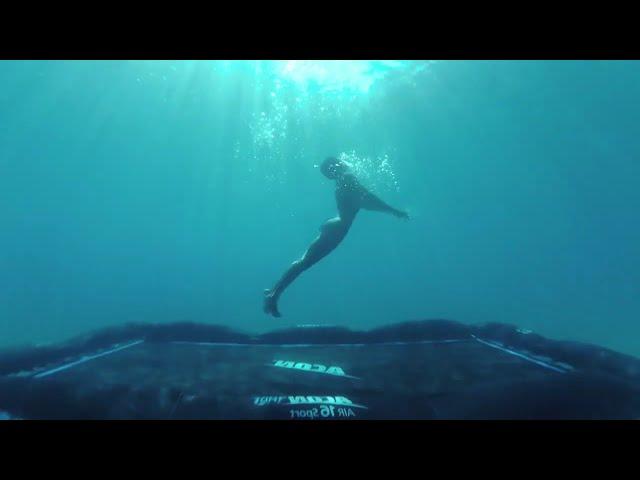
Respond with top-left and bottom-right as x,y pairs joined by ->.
320,157 -> 350,180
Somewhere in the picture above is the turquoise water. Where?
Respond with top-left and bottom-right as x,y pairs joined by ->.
1,60 -> 638,356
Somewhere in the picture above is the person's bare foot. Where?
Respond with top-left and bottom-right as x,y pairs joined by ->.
263,289 -> 282,317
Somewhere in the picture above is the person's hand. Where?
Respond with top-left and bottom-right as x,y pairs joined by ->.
395,210 -> 410,220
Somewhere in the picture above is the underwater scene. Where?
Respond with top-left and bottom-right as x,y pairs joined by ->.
1,60 -> 639,419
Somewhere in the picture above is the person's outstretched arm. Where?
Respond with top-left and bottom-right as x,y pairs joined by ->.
361,188 -> 409,219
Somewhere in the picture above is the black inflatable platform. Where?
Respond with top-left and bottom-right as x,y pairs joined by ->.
1,319 -> 639,420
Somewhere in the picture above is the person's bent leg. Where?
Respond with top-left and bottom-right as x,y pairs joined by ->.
263,258 -> 309,317
264,232 -> 338,317
270,258 -> 308,299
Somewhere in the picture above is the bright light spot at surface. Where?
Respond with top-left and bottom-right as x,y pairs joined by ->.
125,60 -> 432,187
275,60 -> 424,94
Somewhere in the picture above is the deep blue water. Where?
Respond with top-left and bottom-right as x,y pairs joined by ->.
1,60 -> 638,355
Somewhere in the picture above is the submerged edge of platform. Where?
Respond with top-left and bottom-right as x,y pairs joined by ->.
1,319 -> 640,420
1,319 -> 638,382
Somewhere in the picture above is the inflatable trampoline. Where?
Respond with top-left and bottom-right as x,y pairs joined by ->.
1,319 -> 639,420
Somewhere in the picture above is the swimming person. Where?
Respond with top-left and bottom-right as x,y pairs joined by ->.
263,156 -> 409,317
